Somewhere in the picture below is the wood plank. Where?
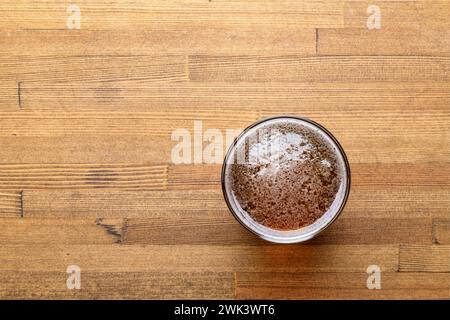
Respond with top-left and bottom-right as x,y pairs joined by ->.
330,135 -> 443,163
399,245 -> 450,272
344,1 -> 450,29
0,218 -> 121,244
340,136 -> 449,164
311,218 -> 432,245
0,28 -> 316,56
0,0 -> 344,30
122,217 -> 431,245
22,186 -> 450,220
345,186 -> 449,219
236,272 -> 450,299
19,81 -> 450,111
24,189 -> 227,218
351,163 -> 450,187
0,271 -> 234,299
188,56 -> 450,82
0,55 -> 187,83
0,245 -> 399,272
0,135 -> 170,164
0,192 -> 22,218
432,219 -> 450,245
0,110 -> 257,135
319,28 -> 450,56
0,164 -> 168,190
321,1 -> 450,55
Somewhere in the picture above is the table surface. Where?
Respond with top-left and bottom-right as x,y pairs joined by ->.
0,0 -> 449,299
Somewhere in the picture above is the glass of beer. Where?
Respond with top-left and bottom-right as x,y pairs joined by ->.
221,116 -> 351,244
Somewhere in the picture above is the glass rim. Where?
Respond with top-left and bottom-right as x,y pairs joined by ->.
221,115 -> 351,244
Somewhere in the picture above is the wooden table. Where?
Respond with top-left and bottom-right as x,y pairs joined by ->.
0,0 -> 449,299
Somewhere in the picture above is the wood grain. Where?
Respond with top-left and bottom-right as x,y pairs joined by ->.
0,135 -> 171,164
16,82 -> 450,111
0,81 -> 17,110
188,56 -> 450,82
0,0 -> 449,299
0,218 -> 120,244
0,28 -> 317,56
0,192 -> 22,218
399,245 -> 450,272
0,110 -> 258,135
0,55 -> 188,83
22,187 -> 450,220
319,28 -> 450,56
322,1 -> 450,55
0,0 -> 344,30
0,245 -> 399,272
236,272 -> 450,299
343,1 -> 450,29
122,217 -> 432,245
23,189 -> 226,218
0,271 -> 235,299
0,164 -> 168,190
432,219 -> 450,245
